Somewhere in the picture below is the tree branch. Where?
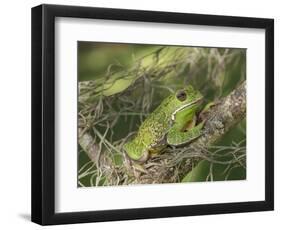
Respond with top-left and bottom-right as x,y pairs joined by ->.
79,81 -> 246,185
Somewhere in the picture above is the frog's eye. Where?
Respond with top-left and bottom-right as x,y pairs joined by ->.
176,90 -> 187,101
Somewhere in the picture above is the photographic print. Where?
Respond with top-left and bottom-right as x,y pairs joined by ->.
78,42 -> 246,187
32,5 -> 274,224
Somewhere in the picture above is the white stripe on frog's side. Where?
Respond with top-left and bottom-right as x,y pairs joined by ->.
171,97 -> 203,121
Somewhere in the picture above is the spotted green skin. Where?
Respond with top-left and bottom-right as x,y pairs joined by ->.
123,85 -> 204,162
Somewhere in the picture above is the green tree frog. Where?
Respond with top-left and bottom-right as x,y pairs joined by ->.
123,85 -> 205,162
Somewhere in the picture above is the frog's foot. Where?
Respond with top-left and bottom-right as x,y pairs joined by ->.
131,162 -> 148,178
198,101 -> 219,122
166,122 -> 204,146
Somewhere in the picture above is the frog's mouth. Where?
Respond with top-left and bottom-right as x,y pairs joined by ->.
171,97 -> 203,121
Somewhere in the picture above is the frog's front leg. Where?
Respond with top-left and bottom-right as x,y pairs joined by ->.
166,121 -> 204,146
198,101 -> 218,122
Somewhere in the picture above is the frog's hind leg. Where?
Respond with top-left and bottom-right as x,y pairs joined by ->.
167,122 -> 204,146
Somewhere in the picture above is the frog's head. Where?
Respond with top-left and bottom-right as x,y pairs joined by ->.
169,85 -> 203,120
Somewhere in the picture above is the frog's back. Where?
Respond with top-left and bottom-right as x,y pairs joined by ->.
136,105 -> 171,147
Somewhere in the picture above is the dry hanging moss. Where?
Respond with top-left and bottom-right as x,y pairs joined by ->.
78,47 -> 246,186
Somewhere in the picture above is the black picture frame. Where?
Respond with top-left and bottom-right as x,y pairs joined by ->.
31,4 -> 274,225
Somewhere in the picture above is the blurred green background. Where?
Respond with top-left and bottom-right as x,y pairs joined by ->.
78,42 -> 246,186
